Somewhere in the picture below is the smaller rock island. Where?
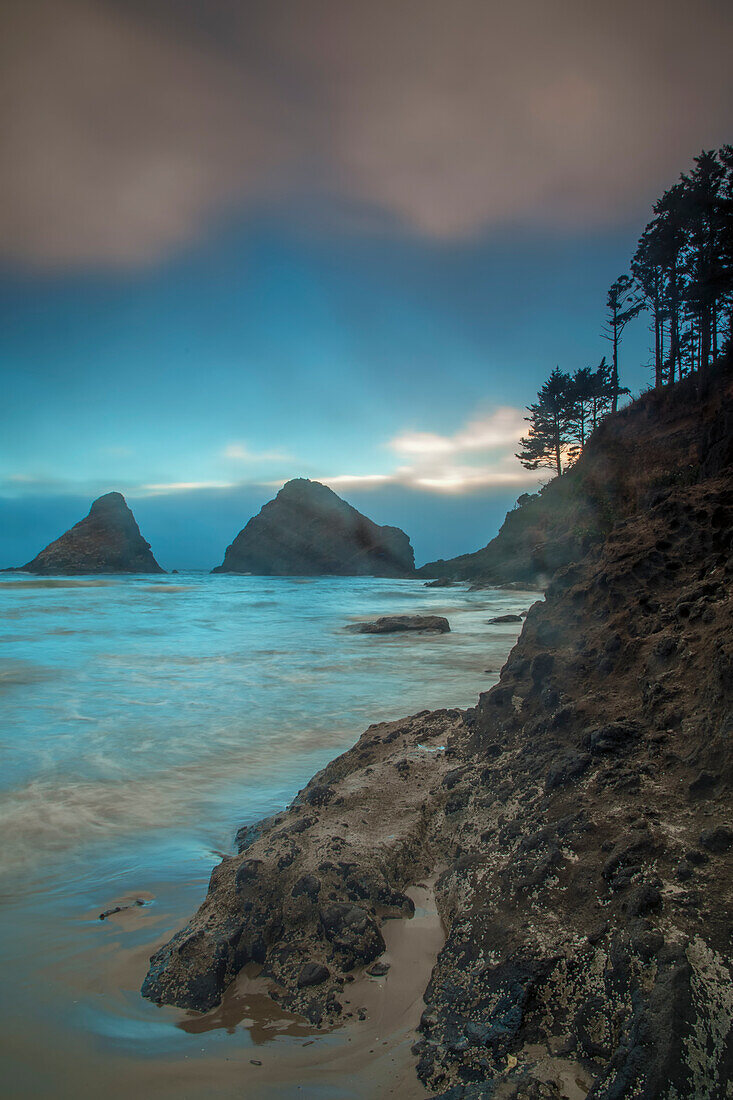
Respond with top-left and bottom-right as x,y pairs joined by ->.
18,492 -> 164,574
212,478 -> 415,577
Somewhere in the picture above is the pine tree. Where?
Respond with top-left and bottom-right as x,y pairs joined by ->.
588,356 -> 615,428
682,151 -> 726,370
632,224 -> 668,388
603,276 -> 643,410
630,148 -> 733,386
718,145 -> 733,344
566,358 -> 614,450
568,366 -> 594,449
516,368 -> 575,478
653,182 -> 688,384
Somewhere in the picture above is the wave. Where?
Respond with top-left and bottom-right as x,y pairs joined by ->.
0,724 -> 353,880
0,578 -> 117,589
0,659 -> 54,688
139,585 -> 195,593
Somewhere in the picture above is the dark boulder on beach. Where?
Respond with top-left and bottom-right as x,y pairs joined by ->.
212,478 -> 415,577
347,615 -> 450,634
17,492 -> 164,575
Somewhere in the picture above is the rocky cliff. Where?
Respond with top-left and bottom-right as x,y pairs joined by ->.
143,359 -> 733,1098
212,478 -> 415,576
419,359 -> 733,586
18,492 -> 163,574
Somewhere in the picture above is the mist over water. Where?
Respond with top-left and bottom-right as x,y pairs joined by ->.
0,573 -> 530,1097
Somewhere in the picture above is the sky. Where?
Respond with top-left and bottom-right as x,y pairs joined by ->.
2,0 -> 733,569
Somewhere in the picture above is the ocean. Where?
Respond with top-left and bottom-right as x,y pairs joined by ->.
0,573 -> 530,1098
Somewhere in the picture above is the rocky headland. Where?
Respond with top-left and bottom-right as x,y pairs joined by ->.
143,358 -> 733,1098
212,478 -> 415,577
15,492 -> 163,575
419,359 -> 733,589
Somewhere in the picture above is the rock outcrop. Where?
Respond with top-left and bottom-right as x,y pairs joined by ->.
346,614 -> 450,634
212,478 -> 415,576
18,492 -> 163,574
143,356 -> 733,1097
142,708 -> 458,1021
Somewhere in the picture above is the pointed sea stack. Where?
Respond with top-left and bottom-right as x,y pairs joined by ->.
212,478 -> 415,577
20,492 -> 164,574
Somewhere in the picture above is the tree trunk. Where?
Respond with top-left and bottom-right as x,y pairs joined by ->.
712,298 -> 718,362
669,307 -> 678,385
607,321 -> 611,413
701,303 -> 711,371
670,261 -> 682,384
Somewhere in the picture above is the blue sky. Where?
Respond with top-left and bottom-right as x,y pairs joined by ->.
1,0 -> 732,569
1,215 -> 653,567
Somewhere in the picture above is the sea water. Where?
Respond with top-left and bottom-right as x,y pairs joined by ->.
0,573 -> 532,1098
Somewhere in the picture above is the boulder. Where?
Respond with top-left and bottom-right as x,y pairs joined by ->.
699,826 -> 733,852
347,615 -> 450,634
297,962 -> 330,988
319,903 -> 385,969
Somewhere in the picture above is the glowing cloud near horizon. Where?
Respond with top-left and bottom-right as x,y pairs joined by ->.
323,406 -> 543,494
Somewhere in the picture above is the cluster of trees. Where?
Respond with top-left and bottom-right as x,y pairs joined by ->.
632,146 -> 733,385
517,146 -> 733,477
515,360 -> 615,476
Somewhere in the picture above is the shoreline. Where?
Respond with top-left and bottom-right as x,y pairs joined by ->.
0,573 -> 533,1099
49,878 -> 446,1100
139,472 -> 733,1097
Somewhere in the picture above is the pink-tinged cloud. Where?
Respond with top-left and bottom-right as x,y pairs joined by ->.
390,408 -> 527,456
2,0 -> 733,267
325,405 -> 543,493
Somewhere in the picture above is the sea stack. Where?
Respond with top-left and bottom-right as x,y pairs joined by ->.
19,492 -> 164,574
213,478 -> 415,576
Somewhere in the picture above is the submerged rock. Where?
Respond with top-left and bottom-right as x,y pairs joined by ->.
347,615 -> 450,634
16,492 -> 163,574
487,613 -> 522,624
212,478 -> 415,577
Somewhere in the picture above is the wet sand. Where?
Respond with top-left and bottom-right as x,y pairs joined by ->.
7,881 -> 443,1099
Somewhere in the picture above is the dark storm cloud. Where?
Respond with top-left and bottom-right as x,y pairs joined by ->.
0,0 -> 294,266
1,0 -> 732,267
